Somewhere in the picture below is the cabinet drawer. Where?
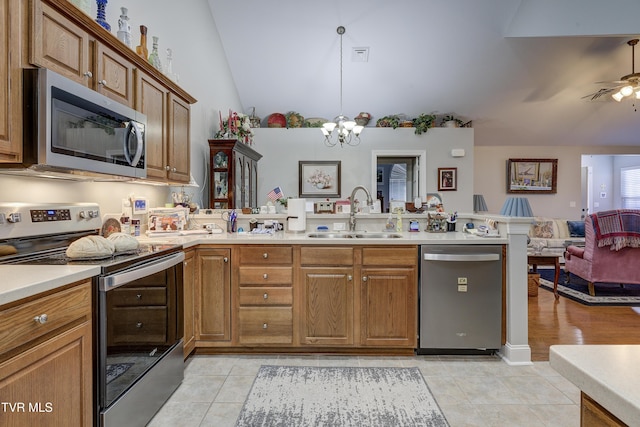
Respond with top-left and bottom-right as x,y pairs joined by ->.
239,246 -> 292,264
300,247 -> 354,266
362,247 -> 417,266
239,287 -> 293,306
239,267 -> 293,285
0,282 -> 91,356
108,286 -> 167,306
107,306 -> 168,345
238,307 -> 292,344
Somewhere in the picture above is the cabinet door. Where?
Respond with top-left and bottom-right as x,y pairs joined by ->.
183,250 -> 196,358
31,1 -> 91,85
196,249 -> 231,341
360,267 -> 417,347
299,267 -> 354,346
94,41 -> 134,107
250,159 -> 258,208
0,0 -> 22,162
234,153 -> 244,208
135,70 -> 167,180
0,322 -> 93,427
167,93 -> 190,183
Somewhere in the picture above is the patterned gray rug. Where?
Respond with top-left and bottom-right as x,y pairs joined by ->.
235,365 -> 449,427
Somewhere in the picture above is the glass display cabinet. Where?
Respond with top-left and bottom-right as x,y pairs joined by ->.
208,139 -> 262,209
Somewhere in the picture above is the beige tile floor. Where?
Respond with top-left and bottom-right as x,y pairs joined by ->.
148,354 -> 580,427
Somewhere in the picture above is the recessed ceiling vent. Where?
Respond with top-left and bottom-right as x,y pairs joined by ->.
352,47 -> 369,62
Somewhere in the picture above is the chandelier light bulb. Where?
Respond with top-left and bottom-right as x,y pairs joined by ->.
635,89 -> 640,99
620,85 -> 634,97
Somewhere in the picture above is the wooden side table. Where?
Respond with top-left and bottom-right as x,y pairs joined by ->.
528,252 -> 562,300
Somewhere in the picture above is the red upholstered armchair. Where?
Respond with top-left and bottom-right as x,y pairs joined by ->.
564,211 -> 640,296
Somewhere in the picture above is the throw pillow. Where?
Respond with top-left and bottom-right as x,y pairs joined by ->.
567,220 -> 585,237
533,221 -> 554,238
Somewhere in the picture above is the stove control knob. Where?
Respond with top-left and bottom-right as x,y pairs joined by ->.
7,213 -> 21,223
0,213 -> 5,224
79,211 -> 87,219
89,210 -> 99,218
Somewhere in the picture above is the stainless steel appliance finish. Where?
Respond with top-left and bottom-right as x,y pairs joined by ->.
8,68 -> 147,179
419,244 -> 503,354
0,203 -> 184,427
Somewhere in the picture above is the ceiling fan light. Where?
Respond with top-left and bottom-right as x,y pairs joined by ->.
612,91 -> 624,102
635,90 -> 640,99
620,85 -> 634,97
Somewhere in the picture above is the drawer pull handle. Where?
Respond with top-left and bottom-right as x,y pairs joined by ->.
263,253 -> 268,259
263,323 -> 268,329
136,322 -> 143,328
263,273 -> 268,279
136,294 -> 142,299
223,257 -> 228,263
33,314 -> 48,324
263,293 -> 268,299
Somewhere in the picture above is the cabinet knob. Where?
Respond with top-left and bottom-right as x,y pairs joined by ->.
136,322 -> 143,328
263,273 -> 268,279
98,79 -> 107,86
171,167 -> 177,172
263,293 -> 268,299
348,275 -> 353,281
33,314 -> 48,324
362,276 -> 368,282
83,71 -> 92,78
263,323 -> 268,329
136,294 -> 142,299
165,165 -> 171,171
263,253 -> 268,259
223,257 -> 228,263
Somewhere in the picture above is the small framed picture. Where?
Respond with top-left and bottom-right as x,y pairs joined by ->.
299,161 -> 341,198
438,167 -> 457,191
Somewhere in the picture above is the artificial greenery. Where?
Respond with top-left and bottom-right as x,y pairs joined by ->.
413,114 -> 436,135
440,115 -> 464,127
376,115 -> 401,129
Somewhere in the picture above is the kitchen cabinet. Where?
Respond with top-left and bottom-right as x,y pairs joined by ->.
0,280 -> 93,426
208,139 -> 262,209
581,392 -> 626,427
0,0 -> 25,163
360,247 -> 417,348
31,0 -> 135,107
299,247 -> 355,346
236,246 -> 293,345
195,247 -> 231,342
183,249 -> 196,358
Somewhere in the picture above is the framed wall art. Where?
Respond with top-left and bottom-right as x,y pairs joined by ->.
437,167 -> 457,191
507,158 -> 557,194
299,161 -> 341,198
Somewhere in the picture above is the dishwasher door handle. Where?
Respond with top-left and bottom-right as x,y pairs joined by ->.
423,253 -> 500,262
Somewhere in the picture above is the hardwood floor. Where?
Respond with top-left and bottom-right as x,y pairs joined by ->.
528,285 -> 640,361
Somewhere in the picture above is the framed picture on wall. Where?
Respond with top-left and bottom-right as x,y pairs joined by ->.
438,167 -> 457,191
507,158 -> 557,194
299,161 -> 341,197
377,167 -> 384,184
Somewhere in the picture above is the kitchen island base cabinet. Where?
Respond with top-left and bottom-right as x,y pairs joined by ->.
195,248 -> 231,342
581,392 -> 627,427
183,249 -> 196,358
0,281 -> 93,427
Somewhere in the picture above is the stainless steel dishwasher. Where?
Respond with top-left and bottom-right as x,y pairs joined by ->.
419,245 -> 503,354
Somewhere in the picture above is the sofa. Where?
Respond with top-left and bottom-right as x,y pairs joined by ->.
528,217 -> 586,249
564,211 -> 640,296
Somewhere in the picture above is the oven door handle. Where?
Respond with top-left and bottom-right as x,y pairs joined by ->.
99,252 -> 185,291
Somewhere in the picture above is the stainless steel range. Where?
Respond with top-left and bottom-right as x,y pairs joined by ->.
0,203 -> 184,427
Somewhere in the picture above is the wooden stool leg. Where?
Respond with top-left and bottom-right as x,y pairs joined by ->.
588,282 -> 595,296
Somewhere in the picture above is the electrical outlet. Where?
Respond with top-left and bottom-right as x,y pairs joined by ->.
458,285 -> 468,292
458,277 -> 467,285
333,222 -> 346,231
121,198 -> 132,215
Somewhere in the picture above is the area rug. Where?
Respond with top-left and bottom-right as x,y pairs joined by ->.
539,269 -> 640,306
235,365 -> 448,427
106,363 -> 133,384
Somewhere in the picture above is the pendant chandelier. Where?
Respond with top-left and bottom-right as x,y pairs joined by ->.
321,26 -> 363,147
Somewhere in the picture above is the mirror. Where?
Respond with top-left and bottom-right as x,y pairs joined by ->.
372,150 -> 426,213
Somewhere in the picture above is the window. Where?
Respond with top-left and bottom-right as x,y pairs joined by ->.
621,167 -> 640,208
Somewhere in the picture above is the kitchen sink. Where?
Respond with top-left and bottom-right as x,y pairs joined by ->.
306,232 -> 403,239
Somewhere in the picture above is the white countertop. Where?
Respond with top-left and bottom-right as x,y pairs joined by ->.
549,344 -> 640,425
0,265 -> 101,306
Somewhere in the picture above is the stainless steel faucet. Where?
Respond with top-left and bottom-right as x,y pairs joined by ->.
349,185 -> 374,232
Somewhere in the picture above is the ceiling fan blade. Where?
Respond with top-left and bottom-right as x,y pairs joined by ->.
582,87 -> 615,101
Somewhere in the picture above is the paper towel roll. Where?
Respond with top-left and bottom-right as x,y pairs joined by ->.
287,198 -> 306,232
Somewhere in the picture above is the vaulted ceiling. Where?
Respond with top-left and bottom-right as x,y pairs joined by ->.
208,0 -> 640,147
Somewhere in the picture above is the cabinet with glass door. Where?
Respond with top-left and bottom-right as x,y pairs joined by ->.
208,140 -> 262,209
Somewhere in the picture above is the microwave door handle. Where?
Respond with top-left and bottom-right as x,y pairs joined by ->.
123,122 -> 144,167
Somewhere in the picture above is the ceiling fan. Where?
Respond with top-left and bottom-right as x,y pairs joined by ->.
583,38 -> 640,102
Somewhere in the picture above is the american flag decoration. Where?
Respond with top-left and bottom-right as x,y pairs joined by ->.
267,187 -> 284,201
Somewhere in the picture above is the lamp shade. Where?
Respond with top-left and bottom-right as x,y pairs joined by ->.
500,197 -> 533,217
473,194 -> 488,213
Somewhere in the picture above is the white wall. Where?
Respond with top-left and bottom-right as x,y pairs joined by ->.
251,127 -> 475,213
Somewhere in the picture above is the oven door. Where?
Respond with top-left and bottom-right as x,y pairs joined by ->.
97,251 -> 184,426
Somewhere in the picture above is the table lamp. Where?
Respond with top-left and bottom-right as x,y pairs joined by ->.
500,197 -> 533,217
473,194 -> 488,213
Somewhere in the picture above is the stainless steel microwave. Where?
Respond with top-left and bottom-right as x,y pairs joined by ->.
18,68 -> 147,179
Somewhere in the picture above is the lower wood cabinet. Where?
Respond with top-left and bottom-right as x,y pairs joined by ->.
581,392 -> 627,427
183,249 -> 196,358
0,281 -> 93,426
195,247 -> 231,342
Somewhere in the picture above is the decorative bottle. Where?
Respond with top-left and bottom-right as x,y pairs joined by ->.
165,48 -> 179,82
136,25 -> 148,59
148,36 -> 162,72
116,7 -> 132,48
95,0 -> 110,31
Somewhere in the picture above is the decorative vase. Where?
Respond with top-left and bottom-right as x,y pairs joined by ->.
95,0 -> 110,31
148,36 -> 162,72
116,7 -> 132,48
135,25 -> 148,59
164,48 -> 179,82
